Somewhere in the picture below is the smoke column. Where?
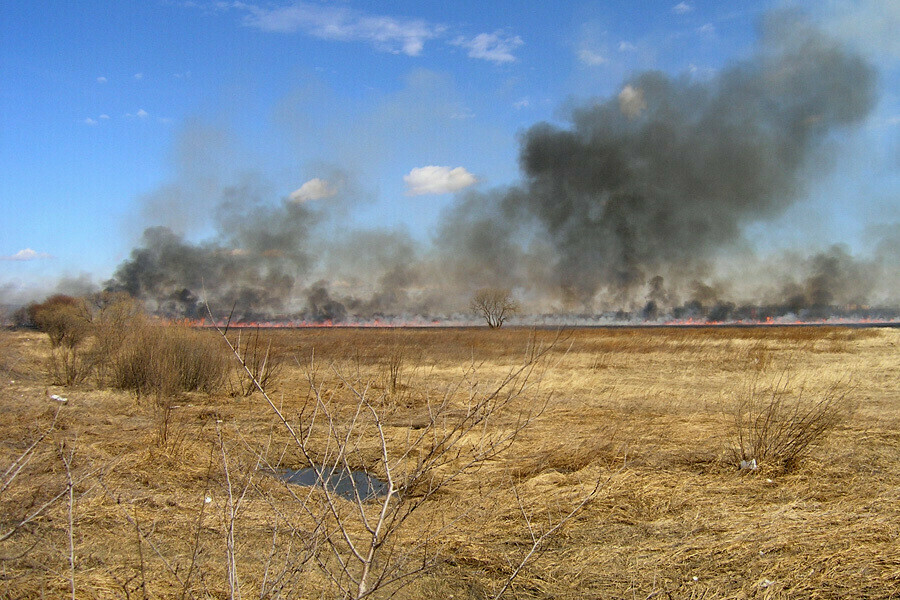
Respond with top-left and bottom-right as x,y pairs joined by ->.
104,15 -> 898,322
484,16 -> 877,305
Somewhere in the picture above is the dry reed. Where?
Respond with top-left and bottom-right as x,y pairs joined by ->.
0,325 -> 897,598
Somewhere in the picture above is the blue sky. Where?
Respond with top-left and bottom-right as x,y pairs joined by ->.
1,0 -> 899,307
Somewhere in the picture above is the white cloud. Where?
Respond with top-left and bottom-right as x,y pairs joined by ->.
289,178 -> 338,202
240,2 -> 443,56
618,85 -> 646,119
672,2 -> 692,14
450,107 -> 475,120
137,109 -> 149,118
513,98 -> 530,109
578,48 -> 608,66
404,166 -> 476,196
99,114 -> 110,120
96,76 -> 107,83
697,23 -> 715,34
83,117 -> 98,126
134,72 -> 144,80
2,248 -> 52,261
452,31 -> 523,64
618,41 -> 636,52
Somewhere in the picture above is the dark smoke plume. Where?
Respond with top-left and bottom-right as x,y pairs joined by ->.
483,17 -> 877,305
107,181 -> 320,320
101,15 -> 898,323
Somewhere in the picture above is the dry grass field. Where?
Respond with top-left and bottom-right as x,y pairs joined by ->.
1,324 -> 898,599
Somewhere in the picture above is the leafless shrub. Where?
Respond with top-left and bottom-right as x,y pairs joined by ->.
471,288 -> 519,329
111,324 -> 228,446
2,411 -> 98,597
111,324 -> 228,398
28,295 -> 91,349
83,292 -> 146,387
46,345 -> 96,386
28,295 -> 95,385
28,292 -> 147,387
729,372 -> 852,472
212,313 -> 594,599
0,409 -> 61,546
228,327 -> 284,397
380,346 -> 407,399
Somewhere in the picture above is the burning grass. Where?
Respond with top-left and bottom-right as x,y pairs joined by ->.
0,324 -> 897,598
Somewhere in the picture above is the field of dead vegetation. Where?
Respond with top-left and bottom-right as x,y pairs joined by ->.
1,324 -> 898,599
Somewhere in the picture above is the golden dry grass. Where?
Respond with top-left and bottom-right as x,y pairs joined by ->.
0,325 -> 898,598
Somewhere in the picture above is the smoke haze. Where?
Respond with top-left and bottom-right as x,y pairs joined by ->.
97,15 -> 898,323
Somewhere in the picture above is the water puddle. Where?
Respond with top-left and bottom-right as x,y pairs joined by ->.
276,466 -> 388,501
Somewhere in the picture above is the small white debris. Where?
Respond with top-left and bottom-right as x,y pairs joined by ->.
216,419 -> 223,423
760,579 -> 775,588
692,576 -> 699,582
205,496 -> 213,504
50,394 -> 68,403
740,458 -> 758,470
766,478 -> 774,483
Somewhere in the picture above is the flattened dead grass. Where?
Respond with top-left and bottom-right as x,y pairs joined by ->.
0,325 -> 898,598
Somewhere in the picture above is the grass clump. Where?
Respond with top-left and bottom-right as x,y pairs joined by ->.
23,292 -> 229,395
729,372 -> 851,472
112,324 -> 229,398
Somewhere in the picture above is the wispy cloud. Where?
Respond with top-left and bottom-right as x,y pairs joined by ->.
697,23 -> 715,34
238,2 -> 443,56
133,72 -> 144,80
452,31 -> 523,64
578,48 -> 607,66
618,41 -> 636,52
126,109 -> 150,119
672,2 -> 692,14
84,114 -> 111,125
404,166 -> 476,196
1,249 -> 52,261
96,76 -> 107,83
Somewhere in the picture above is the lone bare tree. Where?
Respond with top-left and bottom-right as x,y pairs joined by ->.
471,288 -> 519,329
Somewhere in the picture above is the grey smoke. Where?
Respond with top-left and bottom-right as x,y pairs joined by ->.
480,15 -> 877,305
100,14 -> 898,322
108,180 -> 320,320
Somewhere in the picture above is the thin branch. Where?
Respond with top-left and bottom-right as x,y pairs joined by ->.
490,475 -> 606,600
60,441 -> 76,600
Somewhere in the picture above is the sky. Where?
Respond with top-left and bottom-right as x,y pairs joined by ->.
1,1 -> 899,315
